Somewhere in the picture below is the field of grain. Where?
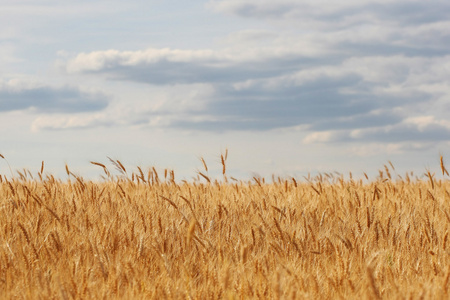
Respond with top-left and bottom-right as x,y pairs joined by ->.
0,155 -> 449,299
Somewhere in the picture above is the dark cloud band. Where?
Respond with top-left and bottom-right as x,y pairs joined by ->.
0,85 -> 109,113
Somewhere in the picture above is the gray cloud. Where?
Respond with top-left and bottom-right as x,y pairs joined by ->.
309,111 -> 403,131
209,1 -> 450,26
353,120 -> 450,143
63,50 -> 445,135
209,1 -> 450,55
365,2 -> 450,25
164,73 -> 428,132
303,116 -> 450,145
0,84 -> 109,113
106,60 -> 296,85
58,0 -> 450,146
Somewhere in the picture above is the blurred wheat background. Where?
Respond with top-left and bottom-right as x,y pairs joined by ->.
0,154 -> 449,299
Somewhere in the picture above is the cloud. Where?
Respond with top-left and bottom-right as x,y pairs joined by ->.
208,0 -> 450,57
303,115 -> 450,144
0,79 -> 109,113
0,1 -> 139,17
157,54 -> 436,132
208,0 -> 450,26
63,50 -> 448,135
57,0 -> 450,148
31,114 -> 114,131
352,116 -> 450,142
309,110 -> 402,131
169,75 -> 372,130
348,143 -> 407,157
65,47 -> 332,86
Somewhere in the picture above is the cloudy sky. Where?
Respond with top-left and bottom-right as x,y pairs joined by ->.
1,0 -> 450,180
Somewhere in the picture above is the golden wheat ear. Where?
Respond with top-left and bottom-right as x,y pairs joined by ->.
440,155 -> 449,176
0,153 -> 14,178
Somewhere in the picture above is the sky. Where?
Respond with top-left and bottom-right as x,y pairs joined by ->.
1,0 -> 450,181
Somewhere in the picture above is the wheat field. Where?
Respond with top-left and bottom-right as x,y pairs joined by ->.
0,154 -> 449,299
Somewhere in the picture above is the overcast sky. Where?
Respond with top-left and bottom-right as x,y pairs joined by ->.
1,0 -> 450,181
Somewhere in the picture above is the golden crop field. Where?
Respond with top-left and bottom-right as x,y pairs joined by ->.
0,155 -> 449,299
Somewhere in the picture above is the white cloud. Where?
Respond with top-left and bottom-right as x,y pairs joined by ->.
31,114 -> 112,132
65,48 -> 222,74
349,143 -> 404,157
403,116 -> 450,131
64,43 -> 332,77
303,131 -> 336,144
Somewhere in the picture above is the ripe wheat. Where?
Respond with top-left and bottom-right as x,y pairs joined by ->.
0,155 -> 449,299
